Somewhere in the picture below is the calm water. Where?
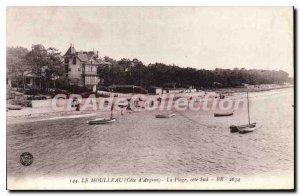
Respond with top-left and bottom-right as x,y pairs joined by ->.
7,88 -> 294,178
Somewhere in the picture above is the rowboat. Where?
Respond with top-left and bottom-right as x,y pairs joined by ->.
238,123 -> 257,134
155,112 -> 176,118
88,118 -> 116,125
7,105 -> 22,110
214,111 -> 233,117
230,123 -> 256,133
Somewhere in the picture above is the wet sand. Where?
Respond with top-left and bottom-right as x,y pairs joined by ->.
7,88 -> 294,179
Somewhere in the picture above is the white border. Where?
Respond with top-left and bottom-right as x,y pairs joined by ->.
1,0 -> 297,195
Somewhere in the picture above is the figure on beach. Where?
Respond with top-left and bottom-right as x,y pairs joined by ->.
72,97 -> 80,111
111,103 -> 114,119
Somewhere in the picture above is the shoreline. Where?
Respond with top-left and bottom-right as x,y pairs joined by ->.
6,86 -> 293,124
216,85 -> 293,94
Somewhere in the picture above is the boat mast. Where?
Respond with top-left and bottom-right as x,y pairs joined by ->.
247,91 -> 250,125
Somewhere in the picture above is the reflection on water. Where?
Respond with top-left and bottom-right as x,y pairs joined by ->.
7,88 -> 294,177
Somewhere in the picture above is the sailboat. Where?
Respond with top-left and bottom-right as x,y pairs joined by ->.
88,105 -> 116,125
229,91 -> 257,134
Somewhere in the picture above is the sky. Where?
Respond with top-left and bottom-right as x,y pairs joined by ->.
6,6 -> 294,76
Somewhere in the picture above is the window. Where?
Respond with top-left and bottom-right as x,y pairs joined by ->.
64,57 -> 69,64
65,64 -> 69,72
82,64 -> 85,72
68,68 -> 71,71
78,68 -> 81,71
72,57 -> 76,64
25,78 -> 31,84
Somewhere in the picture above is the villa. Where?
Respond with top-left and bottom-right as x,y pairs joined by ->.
63,44 -> 110,89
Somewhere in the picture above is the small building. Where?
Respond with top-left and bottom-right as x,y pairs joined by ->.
242,83 -> 255,89
163,89 -> 184,94
8,71 -> 40,89
23,71 -> 39,89
148,86 -> 163,95
108,85 -> 148,94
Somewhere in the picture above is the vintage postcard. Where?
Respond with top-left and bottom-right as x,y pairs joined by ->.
6,7 -> 294,190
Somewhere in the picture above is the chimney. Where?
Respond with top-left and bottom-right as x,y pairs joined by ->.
70,43 -> 75,54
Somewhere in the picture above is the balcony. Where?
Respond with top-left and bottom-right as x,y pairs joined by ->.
82,71 -> 98,76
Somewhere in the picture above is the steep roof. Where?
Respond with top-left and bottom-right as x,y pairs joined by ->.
76,52 -> 89,62
64,45 -> 111,65
64,45 -> 76,56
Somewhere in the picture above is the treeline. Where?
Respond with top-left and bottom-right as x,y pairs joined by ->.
98,57 -> 293,89
7,45 -> 293,92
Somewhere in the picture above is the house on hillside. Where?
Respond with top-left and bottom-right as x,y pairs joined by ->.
63,44 -> 110,89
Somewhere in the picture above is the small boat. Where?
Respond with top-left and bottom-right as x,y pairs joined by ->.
230,123 -> 256,133
7,105 -> 22,110
238,123 -> 257,134
155,112 -> 176,118
214,111 -> 233,117
88,118 -> 116,125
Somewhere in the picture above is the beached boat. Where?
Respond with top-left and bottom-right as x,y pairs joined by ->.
155,112 -> 176,118
88,118 -> 116,125
230,123 -> 256,133
238,123 -> 257,134
7,105 -> 22,110
214,111 -> 233,117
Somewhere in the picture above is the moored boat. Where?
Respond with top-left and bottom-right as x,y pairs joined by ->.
7,105 -> 22,110
214,111 -> 233,117
155,112 -> 176,118
88,118 -> 116,125
238,123 -> 257,134
230,123 -> 256,133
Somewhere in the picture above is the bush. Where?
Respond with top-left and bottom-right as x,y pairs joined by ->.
55,78 -> 70,90
26,95 -> 47,100
24,88 -> 40,95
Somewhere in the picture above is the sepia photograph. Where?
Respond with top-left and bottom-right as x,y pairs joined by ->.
6,6 -> 294,190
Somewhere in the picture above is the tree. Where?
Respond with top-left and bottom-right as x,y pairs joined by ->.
26,44 -> 64,91
6,47 -> 30,90
26,44 -> 48,89
44,47 -> 64,90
